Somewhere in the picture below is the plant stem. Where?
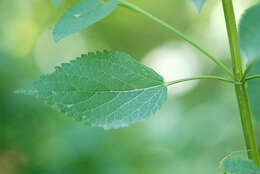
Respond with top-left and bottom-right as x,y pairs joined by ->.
117,0 -> 233,78
165,75 -> 233,86
245,75 -> 260,82
222,0 -> 260,165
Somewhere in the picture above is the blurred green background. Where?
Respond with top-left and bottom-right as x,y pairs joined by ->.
1,0 -> 260,173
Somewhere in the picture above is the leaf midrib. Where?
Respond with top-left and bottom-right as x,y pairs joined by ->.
52,84 -> 165,94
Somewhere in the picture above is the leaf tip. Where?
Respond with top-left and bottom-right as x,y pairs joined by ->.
191,0 -> 206,13
53,31 -> 61,43
53,0 -> 62,8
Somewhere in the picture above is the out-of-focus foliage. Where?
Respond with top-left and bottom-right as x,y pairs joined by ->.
239,3 -> 260,122
53,0 -> 118,42
1,0 -> 260,174
247,61 -> 260,122
239,3 -> 260,65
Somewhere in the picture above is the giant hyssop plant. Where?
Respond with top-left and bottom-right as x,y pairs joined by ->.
17,0 -> 260,173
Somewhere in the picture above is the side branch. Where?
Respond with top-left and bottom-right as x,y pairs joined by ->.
245,75 -> 260,82
165,76 -> 234,86
117,0 -> 233,78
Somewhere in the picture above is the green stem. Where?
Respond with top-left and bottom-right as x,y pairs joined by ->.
117,0 -> 233,78
245,75 -> 260,82
165,75 -> 233,86
242,63 -> 253,80
222,0 -> 260,165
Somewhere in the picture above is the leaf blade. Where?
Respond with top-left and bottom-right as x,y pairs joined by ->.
53,0 -> 118,42
17,50 -> 167,129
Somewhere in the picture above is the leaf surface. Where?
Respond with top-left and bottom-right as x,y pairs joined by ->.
239,4 -> 260,65
53,0 -> 118,42
191,0 -> 206,12
17,50 -> 167,129
222,156 -> 260,174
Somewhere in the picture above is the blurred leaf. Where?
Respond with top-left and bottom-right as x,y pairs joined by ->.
221,155 -> 260,174
239,4 -> 260,122
53,0 -> 62,8
247,61 -> 260,122
17,50 -> 167,129
53,0 -> 118,42
191,0 -> 206,12
239,4 -> 260,65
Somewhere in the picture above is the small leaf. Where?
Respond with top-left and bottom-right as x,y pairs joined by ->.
53,0 -> 118,42
219,151 -> 247,174
53,0 -> 62,8
222,156 -> 260,174
239,4 -> 260,65
191,0 -> 206,12
247,61 -> 260,121
16,50 -> 167,129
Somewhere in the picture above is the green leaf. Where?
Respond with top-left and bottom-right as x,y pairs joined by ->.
53,0 -> 118,42
191,0 -> 206,12
239,4 -> 260,65
16,50 -> 167,129
222,156 -> 260,174
53,0 -> 62,8
247,61 -> 260,122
